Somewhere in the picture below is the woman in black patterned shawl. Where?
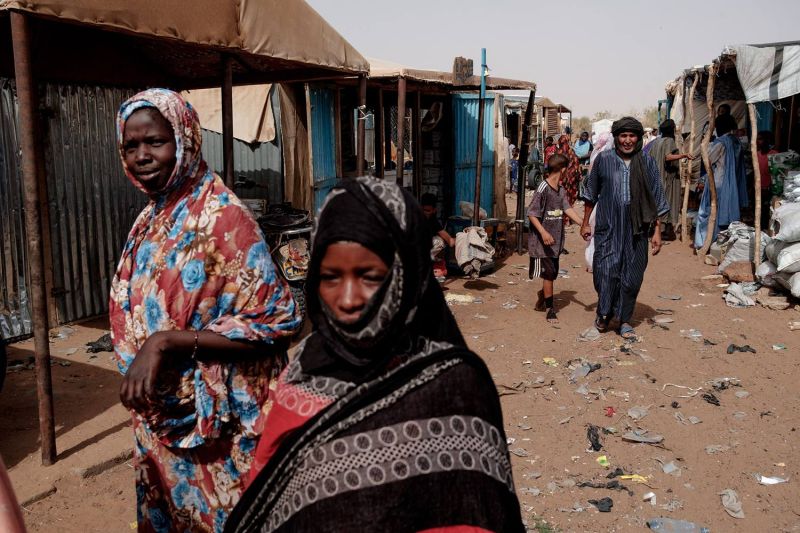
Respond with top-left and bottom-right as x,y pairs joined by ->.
225,177 -> 523,533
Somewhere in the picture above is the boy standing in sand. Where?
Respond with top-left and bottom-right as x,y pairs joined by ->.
528,154 -> 584,323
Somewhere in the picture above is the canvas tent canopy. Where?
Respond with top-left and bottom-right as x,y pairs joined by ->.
0,0 -> 369,87
366,57 -> 536,91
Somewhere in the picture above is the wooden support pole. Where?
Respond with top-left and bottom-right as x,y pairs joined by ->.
222,56 -> 234,188
413,91 -> 422,199
356,75 -> 367,176
396,77 -> 407,186
749,103 -> 763,269
699,64 -> 719,256
788,95 -> 797,150
680,74 -> 700,243
377,88 -> 385,179
10,11 -> 57,466
304,84 -> 316,212
516,89 -> 536,253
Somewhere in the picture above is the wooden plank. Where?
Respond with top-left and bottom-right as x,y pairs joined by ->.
699,64 -> 718,256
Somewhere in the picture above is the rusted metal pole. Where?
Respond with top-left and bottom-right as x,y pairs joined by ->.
10,11 -> 57,466
516,89 -> 536,253
680,74 -> 700,243
699,64 -> 719,256
749,103 -> 763,270
413,91 -> 422,199
356,75 -> 367,176
396,77 -> 407,186
222,55 -> 234,188
472,49 -> 487,226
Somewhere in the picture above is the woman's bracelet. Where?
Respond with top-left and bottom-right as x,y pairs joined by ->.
190,331 -> 199,360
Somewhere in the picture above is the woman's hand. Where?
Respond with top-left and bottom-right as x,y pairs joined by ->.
120,332 -> 170,414
580,224 -> 592,241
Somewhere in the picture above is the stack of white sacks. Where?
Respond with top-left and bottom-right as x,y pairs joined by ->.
759,202 -> 800,297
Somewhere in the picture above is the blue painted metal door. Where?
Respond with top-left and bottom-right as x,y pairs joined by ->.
310,88 -> 337,213
452,93 -> 494,216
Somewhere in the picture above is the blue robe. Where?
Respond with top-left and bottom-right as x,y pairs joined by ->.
693,134 -> 748,248
582,150 -> 669,323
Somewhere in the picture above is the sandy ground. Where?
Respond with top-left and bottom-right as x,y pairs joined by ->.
6,192 -> 800,532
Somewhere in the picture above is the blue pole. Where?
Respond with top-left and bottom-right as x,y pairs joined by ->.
480,48 -> 486,100
472,48 -> 488,225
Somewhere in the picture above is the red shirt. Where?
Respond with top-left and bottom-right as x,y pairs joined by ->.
758,149 -> 778,189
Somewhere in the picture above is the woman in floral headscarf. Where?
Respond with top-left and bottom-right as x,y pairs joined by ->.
109,89 -> 300,532
555,134 -> 582,206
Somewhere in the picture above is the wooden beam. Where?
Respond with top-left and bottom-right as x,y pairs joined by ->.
10,11 -> 57,466
680,74 -> 700,243
377,88 -> 385,179
699,64 -> 719,256
304,84 -> 316,213
222,56 -> 234,188
396,77 -> 407,186
356,75 -> 367,176
413,91 -> 422,199
749,103 -> 762,270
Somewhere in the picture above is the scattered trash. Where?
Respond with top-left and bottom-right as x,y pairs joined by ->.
719,488 -> 745,519
604,406 -> 616,417
655,308 -> 674,315
596,455 -> 610,468
680,329 -> 703,342
671,401 -> 680,408
659,294 -> 682,300
659,499 -> 684,512
643,491 -> 657,506
790,321 -> 800,331
726,343 -> 756,354
756,474 -> 789,485
660,460 -> 681,476
61,348 -> 78,356
559,416 -> 573,425
501,300 -> 519,310
627,405 -> 649,421
542,357 -> 559,367
734,391 -> 750,399
578,327 -> 601,342
522,360 -> 532,365
705,444 -> 730,455
772,343 -> 787,351
487,345 -> 496,352
509,448 -> 529,458
619,474 -> 649,484
703,338 -> 718,346
520,487 -> 541,497
732,411 -> 747,421
496,379 -> 554,396
701,392 -> 720,406
574,384 -> 589,395
646,517 -> 709,533
506,437 -> 516,445
661,383 -> 702,398
445,293 -> 481,305
708,377 -> 740,391
49,326 -> 76,340
578,479 -> 632,496
473,313 -> 489,320
558,501 -> 585,513
587,425 -> 603,451
654,316 -> 675,324
588,497 -> 614,512
86,332 -> 114,353
606,467 -> 624,479
689,416 -> 702,425
622,430 -> 664,445
570,362 -> 601,381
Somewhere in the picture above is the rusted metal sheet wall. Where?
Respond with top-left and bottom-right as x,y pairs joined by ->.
41,83 -> 144,324
202,128 -> 283,205
0,79 -> 32,341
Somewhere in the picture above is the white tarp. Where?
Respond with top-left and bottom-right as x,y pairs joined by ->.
731,44 -> 800,103
182,85 -> 276,143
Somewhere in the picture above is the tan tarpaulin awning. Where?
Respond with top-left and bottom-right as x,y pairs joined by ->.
182,85 -> 276,144
0,0 -> 369,87
368,57 -> 536,91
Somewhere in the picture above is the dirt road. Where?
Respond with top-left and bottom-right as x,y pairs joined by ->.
11,197 -> 800,532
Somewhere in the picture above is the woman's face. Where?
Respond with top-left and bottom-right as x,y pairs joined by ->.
319,242 -> 390,325
122,108 -> 177,194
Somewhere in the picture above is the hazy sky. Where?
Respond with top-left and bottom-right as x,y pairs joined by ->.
307,0 -> 800,118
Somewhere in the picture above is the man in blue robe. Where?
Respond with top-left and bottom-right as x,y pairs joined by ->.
580,117 -> 669,340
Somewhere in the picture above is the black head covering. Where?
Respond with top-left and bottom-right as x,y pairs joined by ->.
659,119 -> 676,139
611,116 -> 657,234
305,176 -> 465,372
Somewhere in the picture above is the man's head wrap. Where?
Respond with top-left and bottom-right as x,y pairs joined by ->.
611,116 -> 645,137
